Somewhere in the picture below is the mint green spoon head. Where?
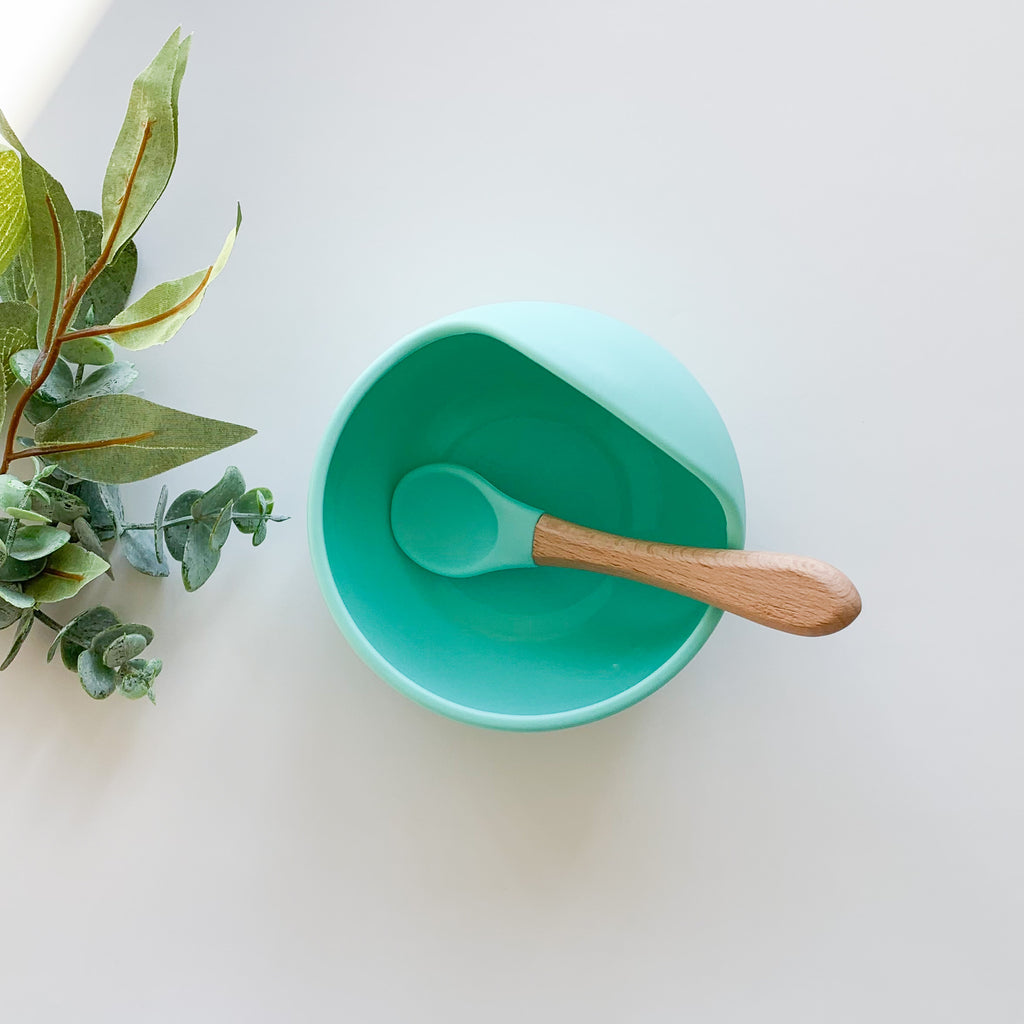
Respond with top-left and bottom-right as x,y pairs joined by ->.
391,464 -> 543,577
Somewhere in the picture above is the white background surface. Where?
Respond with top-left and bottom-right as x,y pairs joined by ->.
1,1 -> 1022,1020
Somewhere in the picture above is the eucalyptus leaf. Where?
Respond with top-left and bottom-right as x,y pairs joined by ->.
48,604 -> 119,666
77,647 -> 117,699
9,525 -> 69,560
10,350 -> 74,404
96,482 -> 124,527
72,361 -> 138,402
107,205 -> 241,350
232,487 -> 272,528
91,621 -> 154,655
0,250 -> 31,303
181,518 -> 219,591
16,155 -> 85,349
22,543 -> 109,603
0,474 -> 28,508
59,335 -> 115,366
153,484 -> 168,535
25,396 -> 60,425
210,502 -> 233,551
101,29 -> 190,258
120,482 -> 169,577
71,481 -> 116,540
119,524 -> 169,578
192,465 -> 245,520
0,584 -> 33,609
165,489 -> 201,562
119,657 -> 161,701
0,555 -> 44,582
0,301 -> 36,390
0,609 -> 34,670
29,483 -> 89,524
33,394 -> 256,484
72,211 -> 137,329
101,633 -> 148,669
0,142 -> 27,277
0,601 -> 20,630
5,507 -> 50,524
71,517 -> 112,579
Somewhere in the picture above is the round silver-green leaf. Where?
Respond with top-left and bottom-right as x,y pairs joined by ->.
59,336 -> 115,366
9,524 -> 70,560
101,632 -> 148,669
165,489 -> 202,562
77,648 -> 117,699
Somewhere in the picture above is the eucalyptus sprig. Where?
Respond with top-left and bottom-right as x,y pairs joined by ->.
0,29 -> 285,703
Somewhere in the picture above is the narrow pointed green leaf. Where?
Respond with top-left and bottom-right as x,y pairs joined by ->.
22,543 -> 109,603
101,29 -> 190,257
0,301 -> 37,391
165,489 -> 201,561
181,518 -> 219,591
33,394 -> 256,484
72,361 -> 138,401
19,158 -> 85,348
0,250 -> 31,303
77,648 -> 117,698
1,609 -> 34,670
73,211 -> 137,329
0,141 -> 27,277
107,205 -> 241,350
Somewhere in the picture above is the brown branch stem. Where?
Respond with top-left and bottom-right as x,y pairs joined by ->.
53,120 -> 154,341
0,122 -> 154,475
9,432 -> 156,463
56,265 -> 213,345
2,196 -> 65,474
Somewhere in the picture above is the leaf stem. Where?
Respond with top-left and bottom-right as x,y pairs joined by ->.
1,195 -> 65,474
33,609 -> 63,632
121,513 -> 289,531
0,122 -> 154,475
57,264 -> 213,345
9,431 -> 157,463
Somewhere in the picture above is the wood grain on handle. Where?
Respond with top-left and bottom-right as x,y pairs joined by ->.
532,515 -> 861,636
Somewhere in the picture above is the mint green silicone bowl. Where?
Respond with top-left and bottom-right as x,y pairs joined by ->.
308,302 -> 745,731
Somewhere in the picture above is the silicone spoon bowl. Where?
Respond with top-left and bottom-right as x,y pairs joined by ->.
392,464 -> 860,636
310,302 -> 750,731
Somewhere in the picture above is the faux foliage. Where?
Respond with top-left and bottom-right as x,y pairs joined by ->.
0,30 -> 285,703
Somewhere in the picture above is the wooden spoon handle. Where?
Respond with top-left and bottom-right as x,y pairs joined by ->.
532,515 -> 861,636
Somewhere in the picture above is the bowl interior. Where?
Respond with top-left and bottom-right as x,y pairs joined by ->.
322,331 -> 728,719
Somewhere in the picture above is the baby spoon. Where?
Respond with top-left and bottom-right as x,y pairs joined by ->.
390,463 -> 861,636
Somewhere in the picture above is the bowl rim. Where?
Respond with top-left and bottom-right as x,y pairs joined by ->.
308,302 -> 741,731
